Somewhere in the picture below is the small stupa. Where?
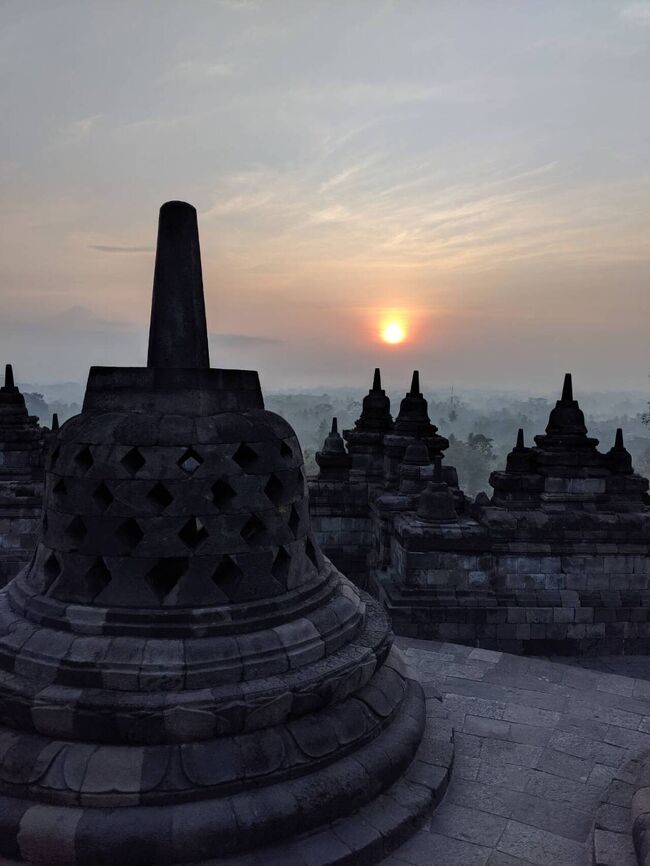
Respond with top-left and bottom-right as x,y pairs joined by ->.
344,367 -> 393,478
315,417 -> 351,480
0,363 -> 45,586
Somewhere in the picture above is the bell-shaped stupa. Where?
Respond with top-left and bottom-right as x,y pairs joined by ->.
0,202 -> 448,865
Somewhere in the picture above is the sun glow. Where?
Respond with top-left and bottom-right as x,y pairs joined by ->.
381,321 -> 406,345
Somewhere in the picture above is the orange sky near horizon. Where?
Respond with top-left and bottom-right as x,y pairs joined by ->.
0,2 -> 648,393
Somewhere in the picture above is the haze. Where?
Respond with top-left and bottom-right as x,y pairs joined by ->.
1,1 -> 649,393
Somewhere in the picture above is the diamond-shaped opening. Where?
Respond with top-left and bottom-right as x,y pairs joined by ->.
53,478 -> 67,497
74,446 -> 94,473
43,552 -> 61,589
116,518 -> 144,551
178,517 -> 209,550
211,555 -> 243,594
146,557 -> 188,603
264,473 -> 284,505
64,516 -> 87,546
305,537 -> 319,571
280,441 -> 293,460
240,514 -> 266,545
121,447 -> 146,476
85,557 -> 112,598
232,443 -> 258,471
147,482 -> 173,513
50,445 -> 60,468
211,479 -> 236,509
93,482 -> 114,512
178,448 -> 203,475
288,504 -> 301,537
271,546 -> 291,582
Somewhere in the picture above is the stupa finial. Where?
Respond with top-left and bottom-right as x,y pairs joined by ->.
147,201 -> 210,370
372,367 -> 381,391
51,413 -> 59,432
615,427 -> 624,450
561,373 -> 573,402
410,370 -> 420,395
4,364 -> 15,389
516,428 -> 525,449
331,416 -> 338,434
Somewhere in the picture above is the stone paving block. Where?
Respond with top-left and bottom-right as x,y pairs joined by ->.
429,802 -> 507,848
395,830 -> 492,866
486,853 -> 535,866
446,778 -> 517,819
595,802 -> 631,833
593,828 -> 636,866
536,747 -> 594,782
476,761 -> 531,792
496,820 -> 586,866
548,730 -> 626,767
464,715 -> 511,740
508,722 -> 554,746
502,704 -> 561,728
605,724 -> 650,751
508,791 -> 592,842
481,738 -> 544,768
524,769 -> 605,811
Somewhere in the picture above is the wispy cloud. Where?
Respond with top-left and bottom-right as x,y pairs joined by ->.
57,114 -> 103,145
166,60 -> 237,82
210,333 -> 281,346
89,244 -> 154,254
620,2 -> 650,23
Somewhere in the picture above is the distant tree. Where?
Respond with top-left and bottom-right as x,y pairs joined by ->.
24,392 -> 49,423
446,432 -> 497,497
467,432 -> 496,461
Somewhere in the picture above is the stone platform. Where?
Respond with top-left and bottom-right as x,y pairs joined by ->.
383,638 -> 650,866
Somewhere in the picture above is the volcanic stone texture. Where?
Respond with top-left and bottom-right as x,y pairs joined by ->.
0,202 -> 446,865
0,366 -> 44,588
309,374 -> 650,655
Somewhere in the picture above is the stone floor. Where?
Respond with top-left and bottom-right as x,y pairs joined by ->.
383,638 -> 650,866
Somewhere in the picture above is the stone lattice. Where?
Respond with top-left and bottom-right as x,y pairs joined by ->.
0,202 -> 450,865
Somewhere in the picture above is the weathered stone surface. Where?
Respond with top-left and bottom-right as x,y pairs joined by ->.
309,373 -> 650,655
0,202 -> 448,865
0,365 -> 45,587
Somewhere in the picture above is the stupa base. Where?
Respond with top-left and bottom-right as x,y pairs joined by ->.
0,677 -> 452,866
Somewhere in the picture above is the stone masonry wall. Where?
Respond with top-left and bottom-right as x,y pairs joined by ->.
309,479 -> 373,589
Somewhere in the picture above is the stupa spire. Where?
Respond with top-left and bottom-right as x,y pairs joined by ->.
410,370 -> 420,395
615,427 -> 624,449
372,367 -> 381,390
561,372 -> 573,402
51,413 -> 59,432
147,200 -> 210,370
4,364 -> 15,390
516,428 -> 525,449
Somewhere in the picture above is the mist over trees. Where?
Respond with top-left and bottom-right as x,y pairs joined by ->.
19,381 -> 650,498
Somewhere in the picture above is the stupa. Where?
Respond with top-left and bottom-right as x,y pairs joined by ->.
310,373 -> 650,654
0,202 -> 451,865
0,364 -> 45,587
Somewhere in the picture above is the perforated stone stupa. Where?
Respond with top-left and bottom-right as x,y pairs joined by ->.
0,364 -> 45,587
0,202 -> 451,865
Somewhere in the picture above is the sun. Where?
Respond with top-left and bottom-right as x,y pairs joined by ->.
381,321 -> 406,345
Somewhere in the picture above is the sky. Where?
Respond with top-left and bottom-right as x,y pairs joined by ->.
0,0 -> 649,395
